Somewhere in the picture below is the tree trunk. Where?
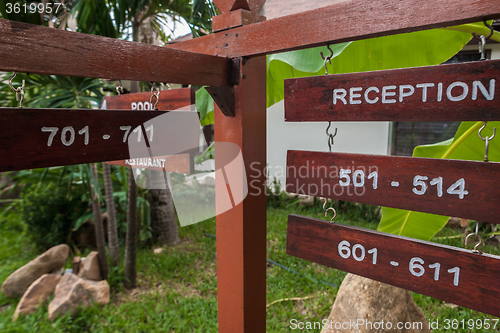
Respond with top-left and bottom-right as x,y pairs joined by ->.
124,168 -> 137,289
90,164 -> 109,279
148,170 -> 179,245
102,162 -> 120,267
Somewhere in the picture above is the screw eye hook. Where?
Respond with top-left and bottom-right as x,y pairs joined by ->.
478,121 -> 496,162
465,222 -> 483,254
320,45 -> 334,75
9,73 -> 25,107
150,83 -> 161,110
323,198 -> 337,223
326,122 -> 337,152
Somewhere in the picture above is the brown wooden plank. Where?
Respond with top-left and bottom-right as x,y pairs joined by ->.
215,57 -> 267,332
0,108 -> 200,172
287,214 -> 500,318
285,60 -> 500,122
170,0 -> 500,57
286,151 -> 500,223
0,19 -> 228,86
104,88 -> 195,110
107,154 -> 192,174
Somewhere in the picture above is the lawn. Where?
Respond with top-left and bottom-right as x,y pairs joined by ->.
0,203 -> 498,332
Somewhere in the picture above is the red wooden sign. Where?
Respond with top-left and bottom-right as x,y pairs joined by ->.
285,60 -> 500,122
104,88 -> 195,111
286,150 -> 500,223
107,154 -> 192,174
0,108 -> 200,172
287,214 -> 500,318
104,88 -> 195,174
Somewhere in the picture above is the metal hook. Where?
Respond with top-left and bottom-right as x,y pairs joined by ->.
465,222 -> 483,253
150,83 -> 161,110
116,80 -> 123,95
323,198 -> 337,223
472,21 -> 494,61
478,121 -> 496,162
320,45 -> 334,75
9,72 -> 25,108
326,122 -> 337,152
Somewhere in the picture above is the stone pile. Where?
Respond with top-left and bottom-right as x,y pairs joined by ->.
0,245 -> 109,321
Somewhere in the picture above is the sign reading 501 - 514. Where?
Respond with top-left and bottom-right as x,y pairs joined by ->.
286,151 -> 500,224
285,60 -> 500,122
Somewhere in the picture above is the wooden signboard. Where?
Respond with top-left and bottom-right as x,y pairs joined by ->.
104,87 -> 195,111
106,154 -> 192,173
0,108 -> 200,172
285,60 -> 500,122
287,214 -> 500,318
286,150 -> 500,223
104,88 -> 195,174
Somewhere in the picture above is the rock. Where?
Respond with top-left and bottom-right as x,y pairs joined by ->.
49,268 -> 65,276
154,248 -> 164,255
321,274 -> 430,333
72,257 -> 81,275
80,278 -> 110,305
77,252 -> 101,281
13,274 -> 61,320
48,273 -> 109,320
460,218 -> 470,228
1,244 -> 69,298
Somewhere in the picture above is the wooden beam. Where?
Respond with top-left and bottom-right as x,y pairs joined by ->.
0,19 -> 228,86
215,57 -> 267,332
170,0 -> 500,57
286,151 -> 500,223
287,214 -> 500,318
0,108 -> 200,171
285,60 -> 500,122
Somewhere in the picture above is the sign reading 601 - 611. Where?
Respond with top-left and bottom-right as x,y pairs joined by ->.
286,151 -> 500,224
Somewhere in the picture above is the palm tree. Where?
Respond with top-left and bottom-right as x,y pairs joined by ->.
102,162 -> 120,266
90,164 -> 109,279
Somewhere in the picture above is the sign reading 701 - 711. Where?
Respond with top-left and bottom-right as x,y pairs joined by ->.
0,108 -> 200,172
285,60 -> 500,122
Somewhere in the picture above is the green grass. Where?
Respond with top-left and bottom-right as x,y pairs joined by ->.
0,205 -> 499,332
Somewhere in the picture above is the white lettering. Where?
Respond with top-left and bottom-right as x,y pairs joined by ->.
382,85 -> 396,104
131,102 -> 137,110
333,89 -> 347,105
416,83 -> 435,102
349,87 -> 362,104
399,84 -> 415,102
437,82 -> 443,102
447,82 -> 469,101
364,87 -> 379,104
472,79 -> 495,100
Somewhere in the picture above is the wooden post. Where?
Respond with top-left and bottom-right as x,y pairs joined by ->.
215,56 -> 267,331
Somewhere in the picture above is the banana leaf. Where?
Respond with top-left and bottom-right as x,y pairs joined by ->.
378,122 -> 500,241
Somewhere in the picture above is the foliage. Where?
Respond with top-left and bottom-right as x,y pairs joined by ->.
378,121 -> 500,241
0,73 -> 112,109
15,183 -> 88,250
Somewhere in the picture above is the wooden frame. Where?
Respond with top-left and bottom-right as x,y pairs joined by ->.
1,1 -> 500,331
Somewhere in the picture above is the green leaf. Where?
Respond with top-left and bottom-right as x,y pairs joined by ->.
378,122 -> 500,240
267,43 -> 350,107
266,28 -> 472,108
196,87 -> 214,119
